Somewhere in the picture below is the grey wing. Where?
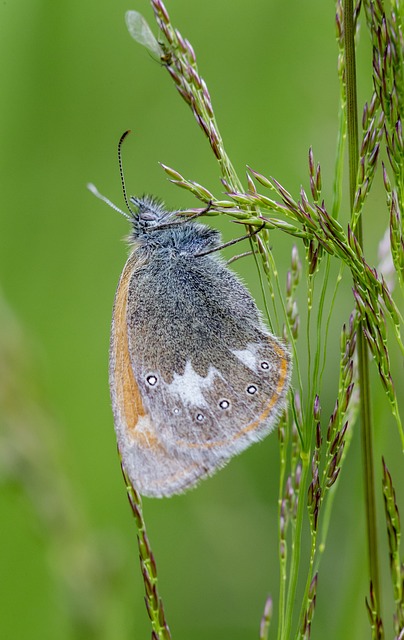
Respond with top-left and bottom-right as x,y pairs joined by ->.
110,254 -> 215,498
126,253 -> 291,466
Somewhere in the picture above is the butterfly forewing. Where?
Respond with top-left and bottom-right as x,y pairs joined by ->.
110,255 -> 215,497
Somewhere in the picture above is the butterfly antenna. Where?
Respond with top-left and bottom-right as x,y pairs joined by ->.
118,130 -> 136,216
87,182 -> 131,220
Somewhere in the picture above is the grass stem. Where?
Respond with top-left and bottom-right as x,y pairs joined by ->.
343,0 -> 381,609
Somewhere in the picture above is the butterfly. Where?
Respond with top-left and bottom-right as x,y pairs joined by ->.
89,136 -> 291,497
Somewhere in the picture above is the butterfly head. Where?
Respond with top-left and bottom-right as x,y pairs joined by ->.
128,195 -> 176,236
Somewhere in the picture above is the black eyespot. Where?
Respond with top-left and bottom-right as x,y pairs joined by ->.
219,399 -> 230,409
261,361 -> 270,370
247,384 -> 258,395
196,413 -> 205,422
146,375 -> 158,386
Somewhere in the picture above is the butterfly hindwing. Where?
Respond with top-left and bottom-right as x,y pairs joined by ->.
125,252 -> 291,467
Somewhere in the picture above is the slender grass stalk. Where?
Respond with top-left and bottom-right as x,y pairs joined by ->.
343,0 -> 381,609
121,460 -> 172,640
282,451 -> 310,640
277,419 -> 288,640
381,458 -> 404,635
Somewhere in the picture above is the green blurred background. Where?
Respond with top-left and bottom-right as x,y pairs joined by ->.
1,1 -> 402,639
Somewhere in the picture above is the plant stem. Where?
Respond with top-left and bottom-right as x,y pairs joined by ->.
121,461 -> 172,640
282,451 -> 310,640
343,0 -> 380,608
277,423 -> 288,640
343,1 -> 358,204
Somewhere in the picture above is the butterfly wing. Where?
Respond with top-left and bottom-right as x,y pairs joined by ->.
109,253 -> 214,497
125,251 -> 291,476
160,335 -> 290,463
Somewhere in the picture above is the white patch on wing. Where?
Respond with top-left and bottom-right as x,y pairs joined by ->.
232,345 -> 258,371
167,360 -> 221,407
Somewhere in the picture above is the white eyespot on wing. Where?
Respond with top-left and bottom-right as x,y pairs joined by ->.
246,384 -> 258,395
167,360 -> 222,407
